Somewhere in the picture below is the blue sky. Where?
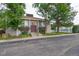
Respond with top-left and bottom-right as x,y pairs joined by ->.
26,3 -> 79,25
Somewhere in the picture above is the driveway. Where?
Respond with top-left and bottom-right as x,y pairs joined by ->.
0,34 -> 79,56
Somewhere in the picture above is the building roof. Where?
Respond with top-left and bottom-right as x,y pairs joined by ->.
22,14 -> 43,21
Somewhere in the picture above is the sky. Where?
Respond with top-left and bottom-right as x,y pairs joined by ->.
25,3 -> 43,18
25,3 -> 79,25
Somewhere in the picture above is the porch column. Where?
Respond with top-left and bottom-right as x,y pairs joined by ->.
37,20 -> 39,33
28,20 -> 31,34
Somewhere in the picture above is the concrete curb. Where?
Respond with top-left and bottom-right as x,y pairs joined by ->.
0,33 -> 78,45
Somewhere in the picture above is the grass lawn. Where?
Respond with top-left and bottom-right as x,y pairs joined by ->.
44,32 -> 72,36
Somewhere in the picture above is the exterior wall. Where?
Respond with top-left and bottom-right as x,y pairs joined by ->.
51,27 -> 72,33
24,20 -> 29,27
55,27 -> 72,33
23,20 -> 46,33
6,28 -> 21,36
24,20 -> 38,33
22,19 -> 73,33
39,21 -> 45,27
46,24 -> 52,33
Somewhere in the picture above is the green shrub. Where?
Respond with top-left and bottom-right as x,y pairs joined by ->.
20,32 -> 31,38
21,32 -> 28,35
39,27 -> 45,34
72,25 -> 79,33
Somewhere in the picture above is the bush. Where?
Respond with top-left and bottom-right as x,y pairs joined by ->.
20,32 -> 31,38
72,25 -> 79,33
21,32 -> 28,35
39,27 -> 45,34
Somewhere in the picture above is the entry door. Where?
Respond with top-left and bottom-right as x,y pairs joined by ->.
31,21 -> 37,32
31,25 -> 37,32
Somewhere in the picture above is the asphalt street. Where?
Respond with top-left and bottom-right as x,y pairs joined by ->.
0,34 -> 79,56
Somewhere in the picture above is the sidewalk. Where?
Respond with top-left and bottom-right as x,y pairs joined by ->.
0,33 -> 78,44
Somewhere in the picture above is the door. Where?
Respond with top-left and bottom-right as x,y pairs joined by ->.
31,21 -> 37,32
31,25 -> 37,32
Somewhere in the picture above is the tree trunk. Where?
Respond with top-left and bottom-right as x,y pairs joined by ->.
45,22 -> 47,34
56,19 -> 60,33
57,25 -> 60,32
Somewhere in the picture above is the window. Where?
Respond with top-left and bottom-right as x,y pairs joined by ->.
41,22 -> 45,27
24,20 -> 29,27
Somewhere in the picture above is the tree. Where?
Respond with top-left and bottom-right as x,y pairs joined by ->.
0,3 -> 25,30
33,3 -> 54,33
33,3 -> 77,33
0,4 -> 8,30
6,3 -> 25,30
50,3 -> 77,32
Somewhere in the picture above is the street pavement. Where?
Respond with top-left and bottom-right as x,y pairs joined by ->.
0,34 -> 79,56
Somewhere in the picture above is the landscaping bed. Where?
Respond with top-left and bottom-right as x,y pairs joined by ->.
0,32 -> 72,40
0,33 -> 31,40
